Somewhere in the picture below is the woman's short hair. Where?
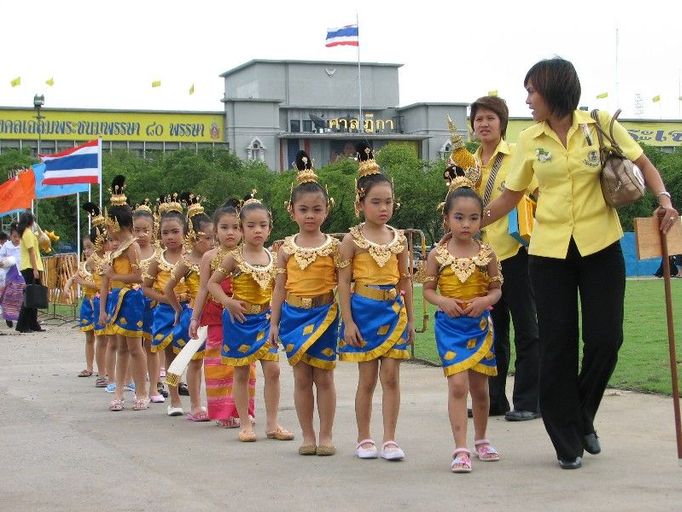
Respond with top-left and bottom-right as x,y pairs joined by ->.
524,57 -> 581,119
469,96 -> 510,139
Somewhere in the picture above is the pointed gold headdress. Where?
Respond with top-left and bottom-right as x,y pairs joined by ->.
446,115 -> 481,188
157,193 -> 183,216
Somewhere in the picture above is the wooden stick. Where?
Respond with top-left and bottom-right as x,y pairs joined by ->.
660,231 -> 682,464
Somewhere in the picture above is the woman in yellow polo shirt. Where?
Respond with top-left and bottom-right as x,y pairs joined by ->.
483,58 -> 678,470
16,211 -> 45,333
470,96 -> 540,422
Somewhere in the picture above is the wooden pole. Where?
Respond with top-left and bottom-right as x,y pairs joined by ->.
660,231 -> 682,464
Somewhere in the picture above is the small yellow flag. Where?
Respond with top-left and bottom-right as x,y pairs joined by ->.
151,80 -> 161,88
488,89 -> 498,97
652,95 -> 661,103
189,83 -> 195,95
46,77 -> 54,86
10,76 -> 21,87
596,92 -> 608,99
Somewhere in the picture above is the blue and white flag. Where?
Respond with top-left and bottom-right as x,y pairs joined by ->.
40,139 -> 101,185
325,25 -> 359,47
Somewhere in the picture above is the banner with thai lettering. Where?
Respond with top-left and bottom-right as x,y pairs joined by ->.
0,109 -> 224,143
506,119 -> 682,148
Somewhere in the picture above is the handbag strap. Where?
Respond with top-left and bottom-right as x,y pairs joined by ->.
482,153 -> 505,206
590,109 -> 625,160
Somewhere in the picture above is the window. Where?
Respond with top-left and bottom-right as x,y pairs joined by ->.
290,120 -> 301,133
246,138 -> 266,162
302,120 -> 313,133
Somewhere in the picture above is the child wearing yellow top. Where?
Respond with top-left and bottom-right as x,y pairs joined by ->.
98,175 -> 149,412
423,164 -> 503,473
163,195 -> 214,421
338,143 -> 415,461
133,200 -> 164,403
208,194 -> 293,443
269,151 -> 340,456
143,194 -> 186,416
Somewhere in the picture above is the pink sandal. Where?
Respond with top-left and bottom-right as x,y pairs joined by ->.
109,399 -> 124,412
132,397 -> 150,411
451,448 -> 472,473
474,439 -> 500,461
186,409 -> 210,422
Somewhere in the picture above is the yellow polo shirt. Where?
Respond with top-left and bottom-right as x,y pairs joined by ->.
476,140 -> 538,261
505,109 -> 643,259
20,229 -> 45,271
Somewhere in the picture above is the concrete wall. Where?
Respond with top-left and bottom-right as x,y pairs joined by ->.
224,100 -> 281,169
399,103 -> 468,161
224,61 -> 400,109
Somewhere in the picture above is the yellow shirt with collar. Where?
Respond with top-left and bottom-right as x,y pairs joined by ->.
476,140 -> 538,261
20,229 -> 45,271
505,109 -> 643,259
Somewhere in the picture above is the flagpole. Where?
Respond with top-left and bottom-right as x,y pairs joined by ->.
76,192 -> 81,259
97,139 -> 103,212
356,12 -> 363,134
88,184 -> 92,232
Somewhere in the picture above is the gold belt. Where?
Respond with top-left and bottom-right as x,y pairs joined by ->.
354,283 -> 398,301
241,301 -> 270,314
286,291 -> 335,309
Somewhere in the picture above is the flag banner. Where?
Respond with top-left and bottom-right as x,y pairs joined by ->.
0,170 -> 35,215
488,90 -> 498,97
652,95 -> 661,103
152,80 -> 161,87
189,83 -> 195,95
596,92 -> 608,99
40,139 -> 101,185
325,25 -> 359,47
10,77 -> 21,87
46,77 -> 54,86
33,163 -> 89,199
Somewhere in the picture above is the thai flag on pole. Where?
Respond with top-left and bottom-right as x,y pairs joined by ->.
325,25 -> 359,47
40,139 -> 102,185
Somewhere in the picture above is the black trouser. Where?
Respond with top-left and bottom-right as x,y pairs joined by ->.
16,269 -> 41,332
529,239 -> 625,460
489,247 -> 540,414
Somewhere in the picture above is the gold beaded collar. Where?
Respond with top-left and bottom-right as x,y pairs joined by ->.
281,234 -> 339,270
435,242 -> 493,283
231,245 -> 274,290
350,224 -> 405,268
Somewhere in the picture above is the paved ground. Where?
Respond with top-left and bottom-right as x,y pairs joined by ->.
0,319 -> 681,512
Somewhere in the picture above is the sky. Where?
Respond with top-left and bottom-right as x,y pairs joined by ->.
3,0 -> 682,120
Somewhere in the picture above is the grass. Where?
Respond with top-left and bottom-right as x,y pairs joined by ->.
410,279 -> 682,396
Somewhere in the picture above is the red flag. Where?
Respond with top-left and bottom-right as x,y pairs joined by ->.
0,169 -> 36,215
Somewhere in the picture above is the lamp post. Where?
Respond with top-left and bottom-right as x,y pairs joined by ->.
33,94 -> 45,156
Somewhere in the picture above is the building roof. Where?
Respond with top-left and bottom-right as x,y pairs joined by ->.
397,102 -> 470,111
220,59 -> 403,77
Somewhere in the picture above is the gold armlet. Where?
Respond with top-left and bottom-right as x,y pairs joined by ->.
336,258 -> 351,269
399,272 -> 412,280
130,263 -> 140,271
274,267 -> 287,275
216,266 -> 228,276
422,275 -> 437,283
142,272 -> 153,281
489,275 -> 504,284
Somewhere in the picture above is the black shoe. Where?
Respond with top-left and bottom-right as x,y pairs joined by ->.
558,456 -> 582,469
505,410 -> 541,422
16,328 -> 31,333
582,432 -> 601,455
157,382 -> 169,398
489,407 -> 510,417
178,382 -> 190,396
5,320 -> 13,328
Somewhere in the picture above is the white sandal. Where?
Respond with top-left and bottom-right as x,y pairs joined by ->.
355,439 -> 378,459
380,440 -> 405,461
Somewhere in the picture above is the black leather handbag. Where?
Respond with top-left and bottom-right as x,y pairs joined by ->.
24,283 -> 49,309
